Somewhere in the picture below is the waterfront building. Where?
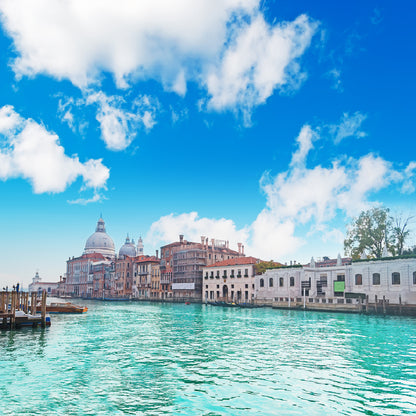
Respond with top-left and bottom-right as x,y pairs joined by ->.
66,252 -> 113,297
28,271 -> 60,296
151,263 -> 161,299
169,235 -> 246,301
203,257 -> 260,302
133,256 -> 160,299
255,255 -> 416,307
112,255 -> 135,298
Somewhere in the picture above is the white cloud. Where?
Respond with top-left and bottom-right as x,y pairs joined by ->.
328,111 -> 367,144
0,105 -> 109,194
205,14 -> 317,124
0,0 -> 317,120
85,92 -> 159,150
146,212 -> 250,251
147,123 -> 416,262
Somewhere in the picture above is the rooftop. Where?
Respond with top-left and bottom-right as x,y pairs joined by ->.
206,256 -> 260,268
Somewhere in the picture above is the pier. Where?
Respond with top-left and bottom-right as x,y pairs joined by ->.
0,290 -> 49,329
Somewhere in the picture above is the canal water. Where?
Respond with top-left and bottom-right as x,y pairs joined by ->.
1,301 -> 415,415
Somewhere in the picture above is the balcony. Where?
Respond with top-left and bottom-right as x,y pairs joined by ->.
237,274 -> 242,278
230,274 -> 235,278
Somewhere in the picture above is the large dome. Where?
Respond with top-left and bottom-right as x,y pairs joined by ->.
84,218 -> 115,258
119,235 -> 137,257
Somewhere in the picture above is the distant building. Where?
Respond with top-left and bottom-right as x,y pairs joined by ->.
164,235 -> 246,301
255,255 -> 416,307
203,257 -> 260,302
133,256 -> 160,299
28,271 -> 59,296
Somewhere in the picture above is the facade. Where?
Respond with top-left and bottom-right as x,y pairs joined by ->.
256,256 -> 416,307
133,256 -> 160,299
28,272 -> 60,296
169,235 -> 246,301
112,255 -> 135,298
66,252 -> 113,297
203,257 -> 259,302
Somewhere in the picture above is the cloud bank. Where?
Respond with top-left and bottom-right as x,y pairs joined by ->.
147,124 -> 416,261
0,0 -> 317,123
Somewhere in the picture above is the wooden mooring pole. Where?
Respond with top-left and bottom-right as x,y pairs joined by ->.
31,292 -> 37,315
41,290 -> 47,328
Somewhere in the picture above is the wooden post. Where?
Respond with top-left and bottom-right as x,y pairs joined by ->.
31,292 -> 37,315
10,291 -> 16,329
382,295 -> 386,315
375,295 -> 378,314
399,295 -> 402,315
365,295 -> 369,314
41,290 -> 47,327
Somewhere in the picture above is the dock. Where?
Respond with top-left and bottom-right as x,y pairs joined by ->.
0,290 -> 50,329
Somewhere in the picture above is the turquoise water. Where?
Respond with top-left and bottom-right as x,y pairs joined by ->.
1,302 -> 416,416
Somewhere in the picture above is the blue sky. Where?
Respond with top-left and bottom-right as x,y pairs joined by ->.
0,0 -> 415,288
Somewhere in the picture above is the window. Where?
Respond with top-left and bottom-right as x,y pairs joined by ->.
290,276 -> 295,287
269,278 -> 273,287
372,273 -> 380,285
392,272 -> 400,285
244,269 -> 249,277
413,271 -> 416,285
279,277 -> 284,287
260,278 -> 264,287
355,274 -> 362,285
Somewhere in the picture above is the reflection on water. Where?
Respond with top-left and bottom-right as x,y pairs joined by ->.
1,302 -> 416,415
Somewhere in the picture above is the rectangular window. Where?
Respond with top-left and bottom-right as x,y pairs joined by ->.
392,272 -> 400,285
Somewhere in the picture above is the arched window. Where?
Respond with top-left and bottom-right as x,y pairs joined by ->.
355,274 -> 362,285
413,271 -> 416,285
269,278 -> 273,287
372,273 -> 380,285
392,272 -> 400,285
290,276 -> 295,287
260,278 -> 264,288
279,277 -> 284,287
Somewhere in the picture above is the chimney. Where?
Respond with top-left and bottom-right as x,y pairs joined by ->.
201,236 -> 205,246
226,241 -> 229,249
290,260 -> 292,266
179,234 -> 184,244
241,245 -> 245,255
156,250 -> 159,259
237,242 -> 242,255
211,238 -> 215,250
205,238 -> 209,249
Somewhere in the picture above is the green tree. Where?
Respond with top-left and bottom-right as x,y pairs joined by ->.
392,214 -> 414,255
344,207 -> 393,259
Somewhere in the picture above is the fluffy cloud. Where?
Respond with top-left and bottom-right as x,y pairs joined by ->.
205,14 -> 317,124
0,105 -> 109,194
86,92 -> 159,150
146,212 -> 250,251
147,123 -> 416,261
0,0 -> 317,120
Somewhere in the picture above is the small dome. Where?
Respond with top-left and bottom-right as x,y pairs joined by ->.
84,218 -> 115,258
119,235 -> 137,257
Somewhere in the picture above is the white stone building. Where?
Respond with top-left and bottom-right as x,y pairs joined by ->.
256,256 -> 416,307
203,257 -> 259,302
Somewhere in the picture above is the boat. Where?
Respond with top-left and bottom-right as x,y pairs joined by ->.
41,302 -> 88,314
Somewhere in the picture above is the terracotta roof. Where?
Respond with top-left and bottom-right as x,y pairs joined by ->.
134,255 -> 160,263
206,256 -> 259,268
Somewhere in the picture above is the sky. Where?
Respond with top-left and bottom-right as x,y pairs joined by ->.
0,0 -> 415,288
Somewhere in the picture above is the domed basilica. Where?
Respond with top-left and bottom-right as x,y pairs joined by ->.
83,217 -> 144,260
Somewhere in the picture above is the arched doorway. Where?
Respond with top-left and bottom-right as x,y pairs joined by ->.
222,285 -> 228,300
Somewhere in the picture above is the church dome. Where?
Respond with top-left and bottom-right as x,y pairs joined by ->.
119,235 -> 137,257
84,218 -> 115,258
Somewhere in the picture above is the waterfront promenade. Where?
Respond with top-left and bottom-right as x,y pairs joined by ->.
1,301 -> 415,415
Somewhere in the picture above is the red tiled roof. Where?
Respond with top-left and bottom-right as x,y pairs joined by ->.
206,256 -> 259,268
134,255 -> 160,263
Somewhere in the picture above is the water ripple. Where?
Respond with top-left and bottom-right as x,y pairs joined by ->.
1,303 -> 416,415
